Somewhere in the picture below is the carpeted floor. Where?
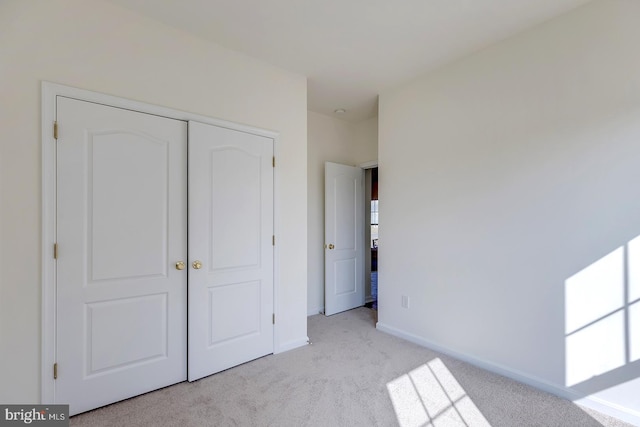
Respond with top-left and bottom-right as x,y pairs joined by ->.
70,307 -> 634,427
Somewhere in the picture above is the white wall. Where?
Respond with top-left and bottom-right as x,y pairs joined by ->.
0,0 -> 307,403
353,116 -> 380,168
378,0 -> 640,423
307,112 -> 377,315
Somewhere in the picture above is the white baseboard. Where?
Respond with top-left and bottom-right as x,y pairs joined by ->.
376,322 -> 640,426
575,395 -> 640,426
275,336 -> 309,354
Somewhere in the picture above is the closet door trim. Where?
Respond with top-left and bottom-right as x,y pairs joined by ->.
40,81 -> 280,404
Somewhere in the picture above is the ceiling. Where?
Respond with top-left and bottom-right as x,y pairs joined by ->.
107,0 -> 592,122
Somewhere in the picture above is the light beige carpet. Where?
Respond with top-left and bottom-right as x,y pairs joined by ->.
70,307 -> 634,426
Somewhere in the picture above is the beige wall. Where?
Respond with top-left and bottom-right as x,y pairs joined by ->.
378,0 -> 640,422
307,111 -> 377,315
0,0 -> 308,403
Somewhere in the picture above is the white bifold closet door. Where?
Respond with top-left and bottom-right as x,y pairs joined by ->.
187,121 -> 274,382
56,97 -> 188,416
55,98 -> 274,415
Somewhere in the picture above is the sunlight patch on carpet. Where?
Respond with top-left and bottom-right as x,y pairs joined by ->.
387,358 -> 491,427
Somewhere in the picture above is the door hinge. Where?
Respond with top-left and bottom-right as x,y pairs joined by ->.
272,235 -> 275,246
53,243 -> 58,259
53,121 -> 58,140
272,156 -> 275,168
53,363 -> 58,380
272,313 -> 275,325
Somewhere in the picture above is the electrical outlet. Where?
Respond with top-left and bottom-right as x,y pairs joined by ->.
401,295 -> 409,308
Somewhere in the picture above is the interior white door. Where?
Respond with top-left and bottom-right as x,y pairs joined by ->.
56,97 -> 187,415
188,121 -> 274,381
324,162 -> 365,316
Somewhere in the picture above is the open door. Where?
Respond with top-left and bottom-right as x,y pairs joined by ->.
324,162 -> 365,316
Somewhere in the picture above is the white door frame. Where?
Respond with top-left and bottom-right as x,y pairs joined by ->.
41,81 -> 281,404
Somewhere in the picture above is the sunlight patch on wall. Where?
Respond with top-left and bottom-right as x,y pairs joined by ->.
629,235 -> 640,363
387,358 -> 491,427
565,237 -> 640,387
629,235 -> 640,302
565,247 -> 625,386
630,303 -> 640,362
565,248 -> 624,334
565,311 -> 625,386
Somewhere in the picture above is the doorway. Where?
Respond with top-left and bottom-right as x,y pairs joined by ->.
365,167 -> 378,310
323,162 -> 378,316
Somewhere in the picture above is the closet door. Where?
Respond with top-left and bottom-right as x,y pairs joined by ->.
187,121 -> 274,381
56,97 -> 187,415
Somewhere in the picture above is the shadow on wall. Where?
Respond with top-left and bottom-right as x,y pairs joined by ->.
383,234 -> 640,426
565,234 -> 640,394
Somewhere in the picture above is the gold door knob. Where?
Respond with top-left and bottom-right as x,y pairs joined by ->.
192,260 -> 203,270
328,244 -> 335,250
175,261 -> 185,270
